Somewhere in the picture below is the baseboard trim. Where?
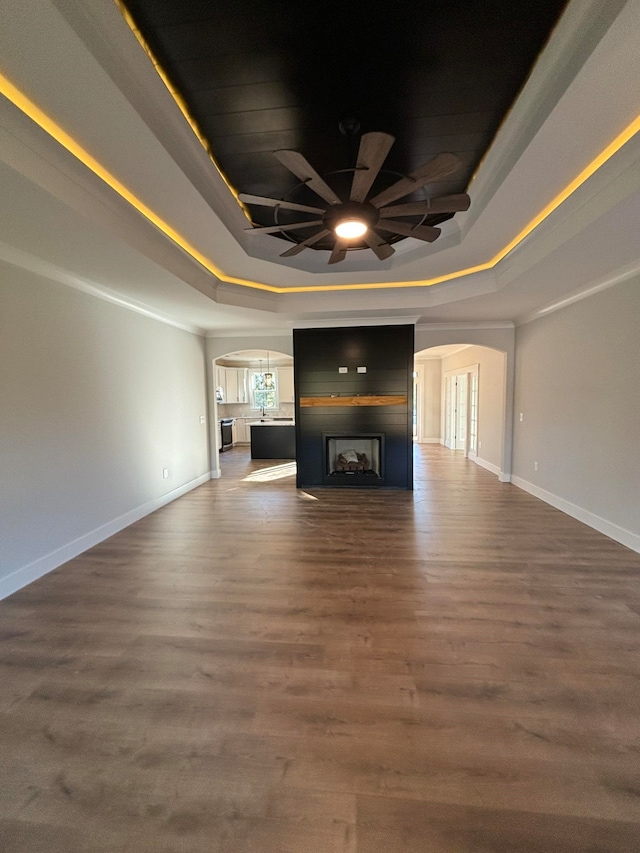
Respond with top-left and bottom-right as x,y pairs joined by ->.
419,437 -> 441,444
471,455 -> 500,476
468,453 -> 510,483
511,475 -> 640,554
0,472 -> 212,601
210,469 -> 221,479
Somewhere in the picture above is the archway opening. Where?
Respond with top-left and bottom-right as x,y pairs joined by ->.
213,349 -> 294,461
414,343 -> 508,480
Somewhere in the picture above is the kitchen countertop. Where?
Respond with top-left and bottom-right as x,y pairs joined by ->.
248,420 -> 295,427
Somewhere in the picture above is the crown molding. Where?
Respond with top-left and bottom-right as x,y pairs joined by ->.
206,315 -> 422,338
517,258 -> 640,325
416,321 -> 514,331
0,240 -> 206,335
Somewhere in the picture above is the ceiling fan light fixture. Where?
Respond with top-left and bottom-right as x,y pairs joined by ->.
241,133 -> 466,264
334,219 -> 368,239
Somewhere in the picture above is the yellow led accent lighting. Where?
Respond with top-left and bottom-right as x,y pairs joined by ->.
0,71 -> 275,292
112,0 -> 248,217
1,69 -> 639,295
489,112 -> 640,267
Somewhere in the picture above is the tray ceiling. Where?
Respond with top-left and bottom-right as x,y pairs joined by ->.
122,0 -> 568,256
1,0 -> 638,335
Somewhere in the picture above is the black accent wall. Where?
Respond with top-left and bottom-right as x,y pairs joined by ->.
294,325 -> 414,489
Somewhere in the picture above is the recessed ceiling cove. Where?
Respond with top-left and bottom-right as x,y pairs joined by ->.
121,0 -> 568,262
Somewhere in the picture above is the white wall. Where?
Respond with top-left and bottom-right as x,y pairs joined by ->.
0,264 -> 211,597
513,278 -> 640,551
441,346 -> 507,475
415,359 -> 442,442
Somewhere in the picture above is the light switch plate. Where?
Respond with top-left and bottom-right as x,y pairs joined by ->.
338,367 -> 348,373
357,366 -> 367,373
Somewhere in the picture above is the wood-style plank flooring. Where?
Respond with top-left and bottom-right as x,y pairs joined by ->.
1,445 -> 640,852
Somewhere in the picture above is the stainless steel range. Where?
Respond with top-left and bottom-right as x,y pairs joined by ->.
219,418 -> 233,452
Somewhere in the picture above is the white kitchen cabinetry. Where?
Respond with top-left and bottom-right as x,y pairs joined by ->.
278,366 -> 294,403
235,368 -> 248,404
225,368 -> 239,404
234,419 -> 247,443
226,368 -> 249,403
216,366 -> 248,404
215,366 -> 227,401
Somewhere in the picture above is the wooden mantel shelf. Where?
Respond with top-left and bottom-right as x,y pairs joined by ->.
300,395 -> 408,408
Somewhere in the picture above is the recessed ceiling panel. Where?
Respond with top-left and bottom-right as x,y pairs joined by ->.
122,0 -> 568,255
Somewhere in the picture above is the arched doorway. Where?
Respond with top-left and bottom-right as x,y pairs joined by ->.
414,332 -> 513,482
210,349 -> 294,473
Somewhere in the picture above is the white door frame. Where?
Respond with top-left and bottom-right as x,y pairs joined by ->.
443,365 -> 478,457
413,363 -> 424,442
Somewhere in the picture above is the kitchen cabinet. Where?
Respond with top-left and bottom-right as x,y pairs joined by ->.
226,368 -> 249,403
235,368 -> 248,403
216,366 -> 248,404
225,368 -> 239,404
215,366 -> 226,402
234,419 -> 247,443
249,421 -> 295,459
278,366 -> 294,403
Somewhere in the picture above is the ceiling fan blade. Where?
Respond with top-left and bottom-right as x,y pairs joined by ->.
350,132 -> 395,203
274,149 -> 342,205
376,219 -> 442,243
328,238 -> 349,265
369,152 -> 462,208
379,193 -> 471,218
363,232 -> 394,260
280,229 -> 331,257
245,219 -> 323,234
238,193 -> 326,215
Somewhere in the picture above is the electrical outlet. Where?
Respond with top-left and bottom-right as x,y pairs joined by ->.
338,366 -> 348,373
519,412 -> 524,422
162,468 -> 169,479
200,415 -> 205,425
478,440 -> 482,450
534,461 -> 538,471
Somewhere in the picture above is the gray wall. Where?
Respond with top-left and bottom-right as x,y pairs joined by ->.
0,263 -> 211,597
513,278 -> 640,549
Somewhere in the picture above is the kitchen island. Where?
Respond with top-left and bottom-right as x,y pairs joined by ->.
249,420 -> 296,459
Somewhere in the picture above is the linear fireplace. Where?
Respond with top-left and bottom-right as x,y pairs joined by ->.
324,434 -> 384,484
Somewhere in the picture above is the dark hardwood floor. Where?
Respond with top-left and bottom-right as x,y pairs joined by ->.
1,445 -> 640,852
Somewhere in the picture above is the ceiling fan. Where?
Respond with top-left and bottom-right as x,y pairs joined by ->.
240,132 -> 470,264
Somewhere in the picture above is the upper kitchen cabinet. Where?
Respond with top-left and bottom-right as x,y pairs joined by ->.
225,368 -> 248,404
278,366 -> 294,404
215,365 -> 226,402
215,365 -> 248,404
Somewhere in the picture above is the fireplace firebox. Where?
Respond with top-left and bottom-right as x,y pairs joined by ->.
324,434 -> 384,484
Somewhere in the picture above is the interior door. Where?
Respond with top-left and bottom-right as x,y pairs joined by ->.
455,373 -> 468,451
444,372 -> 469,451
444,375 -> 453,448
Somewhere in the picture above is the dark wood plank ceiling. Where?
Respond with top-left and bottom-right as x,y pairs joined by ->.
123,0 -> 567,248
